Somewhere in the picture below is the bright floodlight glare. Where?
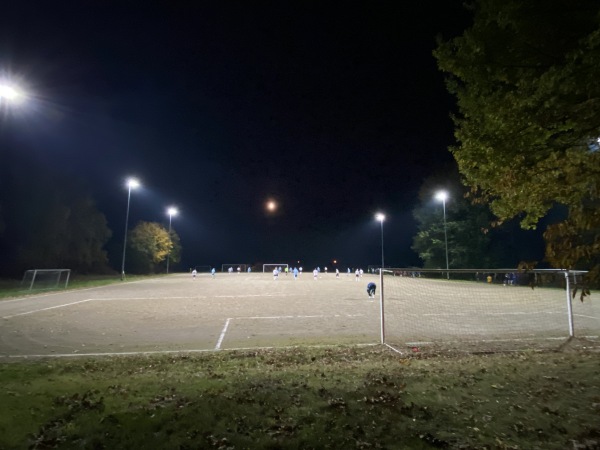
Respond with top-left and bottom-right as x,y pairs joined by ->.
267,200 -> 276,211
375,213 -> 385,222
127,178 -> 140,189
167,207 -> 178,217
435,191 -> 448,202
0,84 -> 21,101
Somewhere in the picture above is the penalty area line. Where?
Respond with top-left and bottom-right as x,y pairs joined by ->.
215,318 -> 232,350
2,299 -> 93,319
213,314 -> 366,350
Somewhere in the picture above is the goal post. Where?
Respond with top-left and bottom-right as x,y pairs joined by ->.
263,263 -> 289,273
21,269 -> 71,291
379,268 -> 594,353
221,264 -> 248,273
193,265 -> 212,273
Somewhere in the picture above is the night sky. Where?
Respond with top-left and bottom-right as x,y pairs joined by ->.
0,2 -> 472,270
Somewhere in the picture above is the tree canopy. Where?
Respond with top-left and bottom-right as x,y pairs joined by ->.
434,0 -> 600,278
412,167 -> 544,269
127,221 -> 180,274
0,158 -> 112,275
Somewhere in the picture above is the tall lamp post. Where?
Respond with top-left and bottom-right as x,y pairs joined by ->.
121,177 -> 140,280
375,213 -> 385,271
166,206 -> 178,274
435,191 -> 450,279
375,213 -> 385,344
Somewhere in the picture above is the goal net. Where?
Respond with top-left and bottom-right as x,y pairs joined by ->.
194,265 -> 212,273
21,269 -> 71,291
263,263 -> 288,273
380,268 -> 597,353
221,264 -> 247,273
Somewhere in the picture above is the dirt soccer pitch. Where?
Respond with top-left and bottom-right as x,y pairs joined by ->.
0,272 -> 382,358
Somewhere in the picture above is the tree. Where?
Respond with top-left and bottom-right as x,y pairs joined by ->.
412,169 -> 513,269
17,194 -> 112,273
167,228 -> 182,269
127,221 -> 174,274
434,0 -> 600,279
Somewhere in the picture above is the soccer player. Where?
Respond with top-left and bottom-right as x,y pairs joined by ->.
192,269 -> 197,278
313,268 -> 318,280
335,268 -> 339,278
211,268 -> 216,278
237,266 -> 241,274
367,282 -> 376,298
293,267 -> 299,279
355,269 -> 360,281
273,268 -> 279,280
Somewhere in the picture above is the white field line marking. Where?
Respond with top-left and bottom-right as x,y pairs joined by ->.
2,294 -> 311,319
573,314 -> 599,319
0,278 -> 153,304
403,336 -> 586,347
94,296 -> 209,301
213,314 -> 365,350
215,318 -> 231,350
237,314 -> 365,320
2,299 -> 93,319
3,343 -> 381,359
421,311 -> 564,317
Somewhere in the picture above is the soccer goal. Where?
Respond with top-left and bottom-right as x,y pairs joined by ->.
221,264 -> 248,273
21,269 -> 71,291
379,268 -> 595,353
194,265 -> 212,273
263,263 -> 288,273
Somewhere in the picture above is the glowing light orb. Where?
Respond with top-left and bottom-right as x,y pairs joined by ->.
266,200 -> 277,212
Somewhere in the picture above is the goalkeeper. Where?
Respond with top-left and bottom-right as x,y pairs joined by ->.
367,282 -> 376,298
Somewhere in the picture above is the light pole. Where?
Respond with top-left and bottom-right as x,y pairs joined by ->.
375,213 -> 385,344
166,206 -> 178,274
435,191 -> 450,279
375,213 -> 385,271
121,177 -> 140,280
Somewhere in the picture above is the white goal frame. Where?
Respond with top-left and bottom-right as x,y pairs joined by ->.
262,264 -> 288,273
21,269 -> 71,291
221,264 -> 248,273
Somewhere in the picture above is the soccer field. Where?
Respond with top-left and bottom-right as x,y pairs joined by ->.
1,272 -> 598,358
0,272 -> 381,358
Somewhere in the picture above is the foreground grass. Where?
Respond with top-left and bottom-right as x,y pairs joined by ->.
0,274 -> 164,300
0,346 -> 599,449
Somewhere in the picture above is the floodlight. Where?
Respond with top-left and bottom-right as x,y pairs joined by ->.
167,207 -> 178,217
375,213 -> 385,222
0,84 -> 22,102
435,191 -> 448,202
127,178 -> 140,189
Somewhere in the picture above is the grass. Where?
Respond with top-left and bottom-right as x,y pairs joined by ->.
1,345 -> 598,449
0,274 -> 164,300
